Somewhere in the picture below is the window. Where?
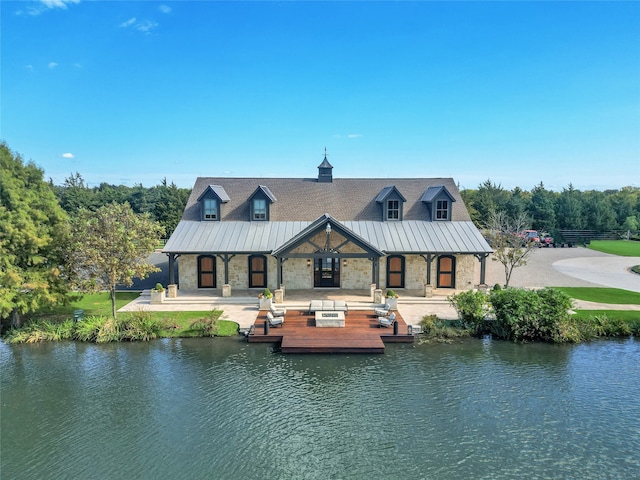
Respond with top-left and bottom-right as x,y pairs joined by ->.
253,198 -> 267,220
203,198 -> 218,220
387,200 -> 400,220
436,200 -> 449,220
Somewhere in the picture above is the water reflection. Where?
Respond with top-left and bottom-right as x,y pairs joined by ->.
1,338 -> 638,480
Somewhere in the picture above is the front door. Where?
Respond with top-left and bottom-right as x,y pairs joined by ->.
314,257 -> 340,287
437,256 -> 456,288
198,255 -> 216,288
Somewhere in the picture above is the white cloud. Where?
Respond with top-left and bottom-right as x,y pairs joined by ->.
21,0 -> 80,16
159,5 -> 171,14
48,62 -> 58,69
61,153 -> 75,159
120,17 -> 159,34
347,134 -> 362,138
25,65 -> 34,71
120,17 -> 137,28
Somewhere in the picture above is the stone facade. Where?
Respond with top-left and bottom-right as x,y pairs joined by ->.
179,252 -> 477,292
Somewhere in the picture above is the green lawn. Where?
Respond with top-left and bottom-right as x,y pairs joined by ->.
571,310 -> 640,321
555,287 -> 640,305
24,292 -> 238,338
588,240 -> 640,257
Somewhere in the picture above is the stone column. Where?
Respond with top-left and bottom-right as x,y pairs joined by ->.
370,283 -> 377,301
424,284 -> 433,298
167,284 -> 178,298
274,288 -> 284,304
373,289 -> 384,304
222,284 -> 231,297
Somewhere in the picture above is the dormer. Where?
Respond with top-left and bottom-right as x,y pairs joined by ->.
375,186 -> 407,221
248,185 -> 276,221
197,185 -> 230,221
421,185 -> 456,221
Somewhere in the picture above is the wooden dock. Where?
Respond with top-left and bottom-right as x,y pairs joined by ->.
248,310 -> 414,353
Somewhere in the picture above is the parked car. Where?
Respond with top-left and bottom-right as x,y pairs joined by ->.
539,232 -> 554,247
519,229 -> 541,245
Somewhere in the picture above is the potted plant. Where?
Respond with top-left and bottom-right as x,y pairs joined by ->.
258,288 -> 273,310
385,289 -> 399,309
151,283 -> 165,304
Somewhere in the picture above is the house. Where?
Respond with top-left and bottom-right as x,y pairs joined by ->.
162,156 -> 492,298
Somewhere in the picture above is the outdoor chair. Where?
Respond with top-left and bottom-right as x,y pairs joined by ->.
267,311 -> 284,327
374,303 -> 391,317
270,304 -> 287,317
378,312 -> 396,328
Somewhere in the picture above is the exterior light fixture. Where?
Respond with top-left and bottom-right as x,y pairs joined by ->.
343,259 -> 348,266
325,223 -> 331,234
307,259 -> 311,267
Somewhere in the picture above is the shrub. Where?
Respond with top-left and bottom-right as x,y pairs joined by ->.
448,290 -> 488,332
386,289 -> 398,298
260,288 -> 273,299
153,283 -> 165,292
73,315 -> 109,342
120,310 -> 162,341
488,287 -> 573,342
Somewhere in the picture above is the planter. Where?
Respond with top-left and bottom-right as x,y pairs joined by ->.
385,296 -> 398,310
150,290 -> 165,305
258,297 -> 273,311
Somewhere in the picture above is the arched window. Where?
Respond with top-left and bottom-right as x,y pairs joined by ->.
198,255 -> 216,288
386,255 -> 405,288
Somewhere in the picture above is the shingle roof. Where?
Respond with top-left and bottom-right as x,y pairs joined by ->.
181,177 -> 471,222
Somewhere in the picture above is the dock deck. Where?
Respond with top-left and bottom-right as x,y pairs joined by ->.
248,309 -> 415,353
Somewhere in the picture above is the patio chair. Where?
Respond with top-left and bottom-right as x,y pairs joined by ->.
378,312 -> 396,328
374,303 -> 391,317
267,312 -> 284,327
270,304 -> 287,317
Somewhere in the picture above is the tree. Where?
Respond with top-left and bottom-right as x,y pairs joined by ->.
0,143 -> 73,327
153,178 -> 190,237
69,202 -> 164,319
55,172 -> 96,213
556,184 -> 584,229
484,210 -> 538,288
473,179 -> 510,222
530,182 -> 557,232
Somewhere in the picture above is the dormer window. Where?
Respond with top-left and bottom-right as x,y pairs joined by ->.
197,185 -> 229,222
376,186 -> 406,222
203,198 -> 218,220
253,198 -> 267,220
387,200 -> 400,220
248,185 -> 276,221
421,185 -> 455,222
436,200 -> 449,220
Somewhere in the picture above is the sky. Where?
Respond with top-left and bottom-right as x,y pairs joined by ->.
1,0 -> 639,192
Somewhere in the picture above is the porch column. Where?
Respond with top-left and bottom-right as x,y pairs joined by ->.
277,257 -> 285,288
475,253 -> 489,285
370,257 -> 380,288
167,253 -> 176,285
216,254 -> 236,285
420,253 -> 436,285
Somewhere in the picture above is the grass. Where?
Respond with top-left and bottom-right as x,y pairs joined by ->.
11,292 -> 239,343
555,287 -> 640,305
570,310 -> 640,321
588,240 -> 640,257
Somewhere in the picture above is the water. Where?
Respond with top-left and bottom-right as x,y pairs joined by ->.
1,337 -> 639,480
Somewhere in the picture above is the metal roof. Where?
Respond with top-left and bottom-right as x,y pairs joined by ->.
163,219 -> 492,255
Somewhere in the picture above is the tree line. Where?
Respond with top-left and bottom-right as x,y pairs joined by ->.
461,180 -> 640,236
51,172 -> 191,238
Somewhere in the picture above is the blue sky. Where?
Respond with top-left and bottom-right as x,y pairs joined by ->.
2,0 -> 639,191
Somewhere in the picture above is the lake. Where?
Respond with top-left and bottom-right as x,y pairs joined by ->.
1,337 -> 639,479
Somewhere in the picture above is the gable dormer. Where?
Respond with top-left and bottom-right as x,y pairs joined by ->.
248,185 -> 276,221
375,186 -> 407,221
421,185 -> 456,221
197,185 -> 230,221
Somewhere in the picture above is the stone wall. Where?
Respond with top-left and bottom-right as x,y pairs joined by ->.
178,251 -> 477,292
